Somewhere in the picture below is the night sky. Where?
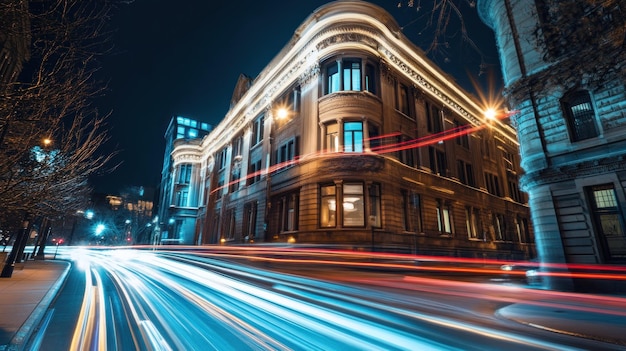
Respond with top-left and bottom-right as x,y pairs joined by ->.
92,0 -> 502,195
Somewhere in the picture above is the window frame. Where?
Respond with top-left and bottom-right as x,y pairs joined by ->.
561,90 -> 598,142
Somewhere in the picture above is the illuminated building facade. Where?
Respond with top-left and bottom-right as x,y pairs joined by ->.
166,1 -> 534,259
159,116 -> 212,243
479,1 -> 626,290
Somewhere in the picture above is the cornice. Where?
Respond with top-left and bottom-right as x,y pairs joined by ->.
520,154 -> 626,189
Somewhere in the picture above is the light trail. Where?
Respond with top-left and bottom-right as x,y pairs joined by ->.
49,248 -> 625,350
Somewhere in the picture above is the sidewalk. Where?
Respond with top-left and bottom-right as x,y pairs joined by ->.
0,259 -> 69,351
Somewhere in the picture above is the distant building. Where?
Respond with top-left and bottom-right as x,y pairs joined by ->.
162,0 -> 534,260
479,1 -> 626,289
158,116 -> 211,244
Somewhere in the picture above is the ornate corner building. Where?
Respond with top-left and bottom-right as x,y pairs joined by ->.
162,1 -> 534,260
479,0 -> 626,289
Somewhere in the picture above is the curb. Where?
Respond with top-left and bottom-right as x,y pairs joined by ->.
3,261 -> 71,351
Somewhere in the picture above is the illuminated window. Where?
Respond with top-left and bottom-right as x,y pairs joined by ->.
320,184 -> 337,227
326,122 -> 339,152
343,183 -> 365,227
588,184 -> 626,262
343,60 -> 361,91
325,58 -> 376,95
343,122 -> 363,152
436,200 -> 454,234
494,213 -> 506,241
466,207 -> 480,239
561,90 -> 598,142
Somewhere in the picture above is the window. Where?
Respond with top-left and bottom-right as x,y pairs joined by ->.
232,136 -> 243,159
457,160 -> 475,187
327,63 -> 340,93
466,207 -> 480,239
288,86 -> 301,113
176,189 -> 189,207
514,216 -> 530,243
369,184 -> 381,228
494,213 -> 506,241
396,83 -> 410,116
326,122 -> 339,152
320,184 -> 337,227
397,135 -> 416,167
177,164 -> 192,184
252,115 -> 265,146
427,102 -> 443,133
343,183 -> 365,227
454,121 -> 470,149
562,90 -> 598,142
502,150 -> 515,171
223,209 -> 236,240
589,184 -> 626,262
277,138 -> 297,166
402,190 -> 422,232
343,60 -> 361,91
218,148 -> 228,170
243,202 -> 257,240
216,173 -> 225,199
508,174 -> 522,203
365,63 -> 376,94
485,173 -> 502,196
344,122 -> 363,152
429,147 -> 447,176
248,159 -> 262,185
368,123 -> 381,151
325,58 -> 376,95
279,192 -> 299,232
436,200 -> 454,234
230,167 -> 241,193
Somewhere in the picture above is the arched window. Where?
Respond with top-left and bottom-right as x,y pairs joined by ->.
561,90 -> 598,142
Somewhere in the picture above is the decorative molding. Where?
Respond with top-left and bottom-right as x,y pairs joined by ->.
521,154 -> 626,188
381,49 -> 478,125
298,62 -> 320,86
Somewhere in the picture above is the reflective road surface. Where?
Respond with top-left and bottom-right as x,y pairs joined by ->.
30,247 -> 626,350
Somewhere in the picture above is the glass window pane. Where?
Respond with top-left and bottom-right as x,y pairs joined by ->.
343,183 -> 364,226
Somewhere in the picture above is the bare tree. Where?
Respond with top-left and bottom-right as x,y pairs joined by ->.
1,0 -> 127,273
0,0 -> 126,224
396,0 -> 488,74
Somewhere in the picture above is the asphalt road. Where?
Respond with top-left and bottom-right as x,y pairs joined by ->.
28,248 -> 625,350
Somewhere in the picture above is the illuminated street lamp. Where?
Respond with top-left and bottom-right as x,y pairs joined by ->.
95,223 -> 105,236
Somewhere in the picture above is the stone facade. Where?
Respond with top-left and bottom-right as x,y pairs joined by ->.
479,0 -> 626,290
164,1 -> 534,260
